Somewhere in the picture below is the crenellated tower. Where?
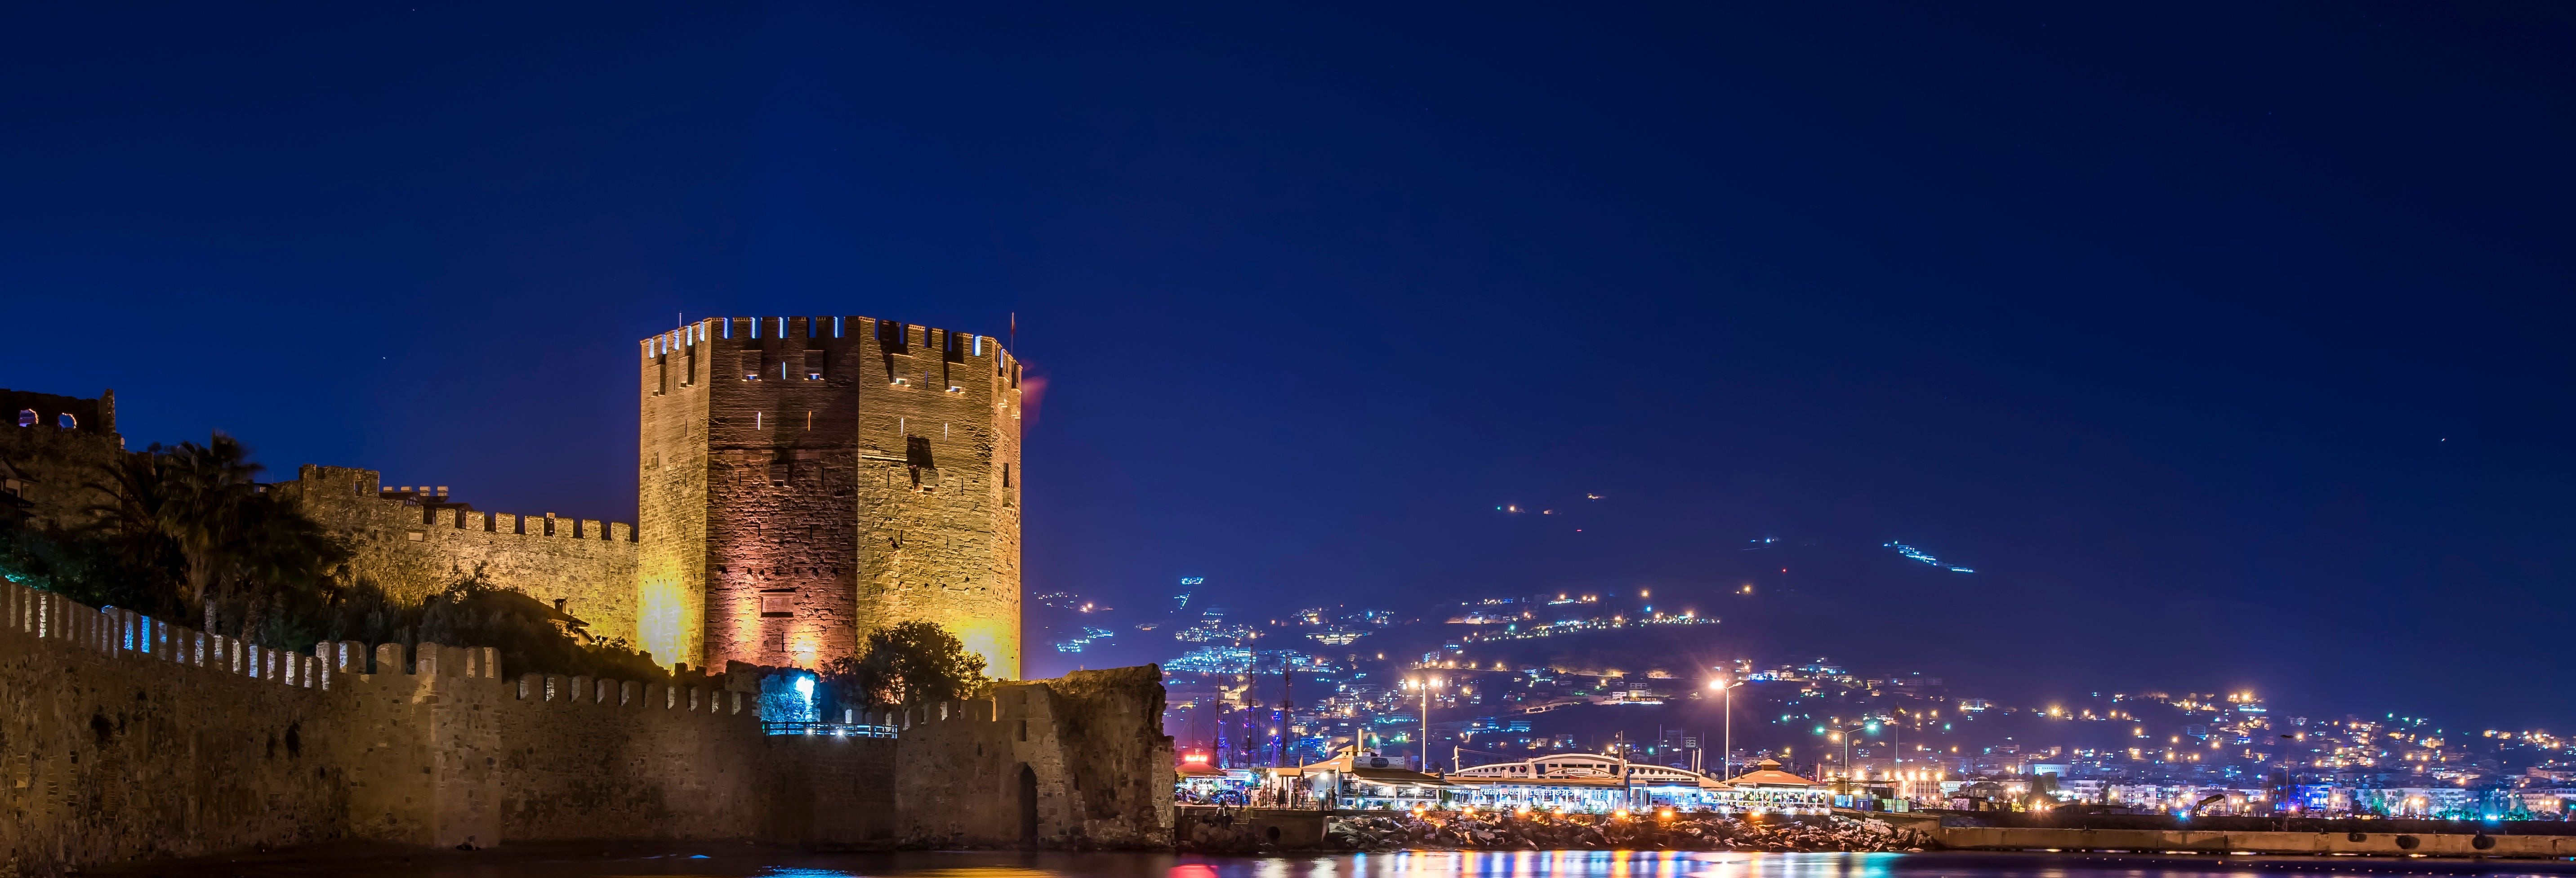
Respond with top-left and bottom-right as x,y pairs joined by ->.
637,316 -> 1023,678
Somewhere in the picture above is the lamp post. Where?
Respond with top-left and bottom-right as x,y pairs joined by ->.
1409,677 -> 1442,772
1708,676 -> 1742,780
1823,718 -> 1872,796
1891,707 -> 1901,775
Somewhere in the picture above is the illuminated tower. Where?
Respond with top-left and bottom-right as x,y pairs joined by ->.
637,315 -> 1024,677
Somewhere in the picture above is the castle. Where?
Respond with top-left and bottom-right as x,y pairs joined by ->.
0,313 -> 1025,677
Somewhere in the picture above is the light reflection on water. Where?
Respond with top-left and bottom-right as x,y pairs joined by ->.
112,849 -> 2576,878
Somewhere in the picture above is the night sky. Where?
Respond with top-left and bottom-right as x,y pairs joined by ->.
5,5 -> 2572,725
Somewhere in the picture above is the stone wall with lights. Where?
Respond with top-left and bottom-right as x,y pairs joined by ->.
268,465 -> 642,647
1,580 -> 1169,873
9,312 -> 1030,682
637,316 -> 1022,677
0,581 -> 897,875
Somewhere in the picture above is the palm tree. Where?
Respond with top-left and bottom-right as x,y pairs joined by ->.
222,491 -> 347,645
157,434 -> 260,626
74,445 -> 190,615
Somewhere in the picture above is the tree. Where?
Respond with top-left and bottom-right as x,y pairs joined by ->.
103,432 -> 351,641
154,434 -> 260,615
284,567 -> 672,682
221,488 -> 347,645
81,445 -> 185,584
820,621 -> 991,709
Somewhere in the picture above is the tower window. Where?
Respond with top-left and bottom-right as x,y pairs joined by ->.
1003,462 -> 1011,488
56,413 -> 75,430
741,352 -> 762,380
805,349 -> 825,380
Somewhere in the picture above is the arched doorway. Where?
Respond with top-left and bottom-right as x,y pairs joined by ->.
1017,763 -> 1039,843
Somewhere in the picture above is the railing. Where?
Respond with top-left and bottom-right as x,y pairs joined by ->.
762,721 -> 898,738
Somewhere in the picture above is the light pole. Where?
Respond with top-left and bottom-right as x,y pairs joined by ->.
1409,677 -> 1442,771
1708,677 -> 1742,780
1823,718 -> 1873,795
1891,708 -> 1901,775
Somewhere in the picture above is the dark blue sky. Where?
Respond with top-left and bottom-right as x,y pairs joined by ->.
6,4 -> 2572,724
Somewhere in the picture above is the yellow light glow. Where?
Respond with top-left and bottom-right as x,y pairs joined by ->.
948,616 -> 1019,680
637,575 -> 694,667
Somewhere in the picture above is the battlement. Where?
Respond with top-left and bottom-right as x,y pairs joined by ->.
0,386 -> 115,435
504,669 -> 763,723
637,316 -> 1022,387
285,464 -> 637,542
0,576 -> 513,691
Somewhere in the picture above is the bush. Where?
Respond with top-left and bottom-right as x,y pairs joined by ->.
819,620 -> 991,709
284,569 -> 673,682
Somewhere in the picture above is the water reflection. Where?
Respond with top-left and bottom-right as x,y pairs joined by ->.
108,849 -> 2576,878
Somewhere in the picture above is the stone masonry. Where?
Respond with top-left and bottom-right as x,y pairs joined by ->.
0,578 -> 1164,874
0,388 -> 123,532
9,311 -> 1026,681
637,316 -> 1023,677
266,465 -> 641,646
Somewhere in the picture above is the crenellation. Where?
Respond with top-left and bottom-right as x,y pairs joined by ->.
641,314 -> 1021,675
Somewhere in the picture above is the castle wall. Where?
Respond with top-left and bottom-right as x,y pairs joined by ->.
0,581 -> 354,874
637,323 -> 714,669
845,318 -> 1024,679
490,669 -> 894,844
891,666 -> 1173,848
638,317 -> 1021,676
1,579 -> 1163,873
0,581 -> 911,876
268,465 -> 643,651
0,388 -> 122,532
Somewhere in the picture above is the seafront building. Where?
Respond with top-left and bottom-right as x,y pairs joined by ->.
1267,750 -> 1832,815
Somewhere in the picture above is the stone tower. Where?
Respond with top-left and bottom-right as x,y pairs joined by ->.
636,316 -> 1023,678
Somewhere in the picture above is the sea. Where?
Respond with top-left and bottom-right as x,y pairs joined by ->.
99,848 -> 2576,878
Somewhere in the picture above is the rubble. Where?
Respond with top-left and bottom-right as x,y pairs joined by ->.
1323,811 -> 1936,852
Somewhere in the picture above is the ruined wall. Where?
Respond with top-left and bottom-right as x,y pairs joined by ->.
638,316 -> 1021,676
0,388 -> 122,532
269,466 -> 642,650
892,666 -> 1173,848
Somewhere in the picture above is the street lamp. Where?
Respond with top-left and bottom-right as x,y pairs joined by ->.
1408,677 -> 1443,772
1708,676 -> 1742,780
1822,718 -> 1872,795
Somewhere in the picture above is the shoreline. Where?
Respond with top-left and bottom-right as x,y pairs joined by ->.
78,842 -> 2576,877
